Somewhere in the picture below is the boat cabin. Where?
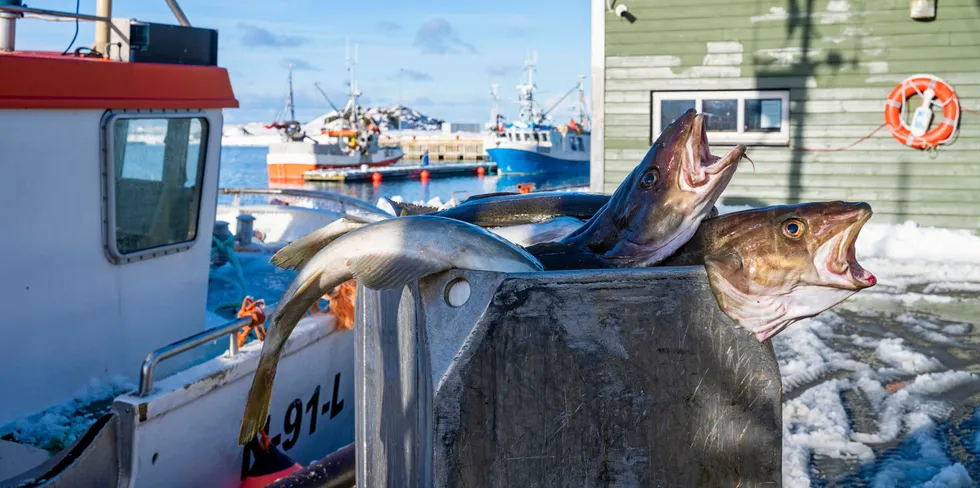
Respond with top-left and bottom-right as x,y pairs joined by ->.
491,123 -> 591,155
0,18 -> 235,427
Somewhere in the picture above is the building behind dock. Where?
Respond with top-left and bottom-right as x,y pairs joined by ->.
591,0 -> 980,231
379,126 -> 486,162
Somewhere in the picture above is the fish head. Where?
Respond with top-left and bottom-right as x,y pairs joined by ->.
699,201 -> 877,342
604,108 -> 746,265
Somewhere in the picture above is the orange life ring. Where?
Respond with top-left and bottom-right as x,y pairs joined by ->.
883,74 -> 960,149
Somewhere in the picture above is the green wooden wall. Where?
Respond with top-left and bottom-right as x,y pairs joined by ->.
601,0 -> 980,231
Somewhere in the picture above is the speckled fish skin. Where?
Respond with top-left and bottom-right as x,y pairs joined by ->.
238,215 -> 544,445
662,201 -> 877,342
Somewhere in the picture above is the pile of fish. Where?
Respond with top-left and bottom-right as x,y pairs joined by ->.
237,108 -> 878,445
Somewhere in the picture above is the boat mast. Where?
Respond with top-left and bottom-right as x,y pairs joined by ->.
488,83 -> 500,129
285,63 -> 296,122
576,74 -> 589,130
345,39 -> 361,128
516,50 -> 540,125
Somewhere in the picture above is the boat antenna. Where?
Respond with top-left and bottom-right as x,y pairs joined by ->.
285,63 -> 296,122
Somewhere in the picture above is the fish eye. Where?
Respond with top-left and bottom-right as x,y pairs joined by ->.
782,218 -> 806,239
639,169 -> 660,189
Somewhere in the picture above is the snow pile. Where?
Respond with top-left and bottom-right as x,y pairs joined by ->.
1,376 -> 136,453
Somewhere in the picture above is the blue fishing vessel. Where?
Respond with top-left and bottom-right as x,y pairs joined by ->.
484,54 -> 591,175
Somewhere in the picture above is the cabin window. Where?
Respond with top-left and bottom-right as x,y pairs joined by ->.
104,115 -> 208,263
650,90 -> 790,145
540,132 -> 549,143
570,137 -> 580,151
523,132 -> 532,142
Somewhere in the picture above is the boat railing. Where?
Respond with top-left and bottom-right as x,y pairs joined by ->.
137,305 -> 277,396
218,187 -> 390,218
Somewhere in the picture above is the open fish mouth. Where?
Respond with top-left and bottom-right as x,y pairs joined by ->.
684,114 -> 747,188
826,206 -> 877,289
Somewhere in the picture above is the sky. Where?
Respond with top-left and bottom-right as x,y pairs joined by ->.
15,1 -> 591,125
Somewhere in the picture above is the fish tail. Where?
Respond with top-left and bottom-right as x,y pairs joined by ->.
270,219 -> 366,270
238,266 -> 349,444
238,355 -> 279,444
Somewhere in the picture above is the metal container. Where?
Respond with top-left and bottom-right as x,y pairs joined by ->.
354,267 -> 783,487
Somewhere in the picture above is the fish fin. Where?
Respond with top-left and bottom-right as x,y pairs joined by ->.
387,199 -> 439,216
238,269 -> 327,445
346,253 -> 449,290
702,250 -> 750,314
270,219 -> 366,270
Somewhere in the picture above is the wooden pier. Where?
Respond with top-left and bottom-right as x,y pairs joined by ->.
302,162 -> 497,182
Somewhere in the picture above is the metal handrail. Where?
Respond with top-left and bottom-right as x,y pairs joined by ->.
137,305 -> 276,396
0,4 -> 111,22
218,187 -> 390,218
0,4 -> 129,42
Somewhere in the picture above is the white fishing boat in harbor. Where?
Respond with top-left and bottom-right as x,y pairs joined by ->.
265,44 -> 404,184
0,4 -> 376,486
483,53 -> 592,176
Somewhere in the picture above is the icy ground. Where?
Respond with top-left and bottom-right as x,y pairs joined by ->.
757,218 -> 980,487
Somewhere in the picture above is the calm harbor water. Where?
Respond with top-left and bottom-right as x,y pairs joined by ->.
217,146 -> 591,204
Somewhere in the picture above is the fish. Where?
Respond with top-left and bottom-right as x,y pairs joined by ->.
526,109 -> 747,270
272,192 -> 612,270
238,215 -> 545,445
270,217 -> 367,270
660,201 -> 877,342
438,191 -> 610,227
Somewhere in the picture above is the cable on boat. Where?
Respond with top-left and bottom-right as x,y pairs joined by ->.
60,0 -> 81,56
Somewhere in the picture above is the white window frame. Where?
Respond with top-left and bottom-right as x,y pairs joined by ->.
650,90 -> 790,146
100,109 -> 210,265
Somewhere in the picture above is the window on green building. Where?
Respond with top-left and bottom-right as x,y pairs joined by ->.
650,90 -> 790,146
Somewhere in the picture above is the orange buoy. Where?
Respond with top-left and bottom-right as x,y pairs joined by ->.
883,74 -> 960,149
372,172 -> 382,183
420,169 -> 430,181
517,182 -> 535,194
476,167 -> 485,176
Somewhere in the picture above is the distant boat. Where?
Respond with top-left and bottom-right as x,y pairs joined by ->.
482,54 -> 591,176
265,43 -> 404,183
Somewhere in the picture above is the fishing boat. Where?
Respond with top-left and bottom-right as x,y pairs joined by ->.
483,53 -> 591,176
0,3 -> 373,486
265,44 -> 404,184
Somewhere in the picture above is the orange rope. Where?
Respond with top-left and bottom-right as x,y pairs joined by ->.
258,428 -> 272,451
789,123 -> 887,153
236,297 -> 267,348
328,280 -> 357,330
964,107 -> 980,116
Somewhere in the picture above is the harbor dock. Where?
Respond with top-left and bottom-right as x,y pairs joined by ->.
303,162 -> 496,182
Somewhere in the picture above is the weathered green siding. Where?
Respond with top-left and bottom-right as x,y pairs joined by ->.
600,0 -> 980,231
